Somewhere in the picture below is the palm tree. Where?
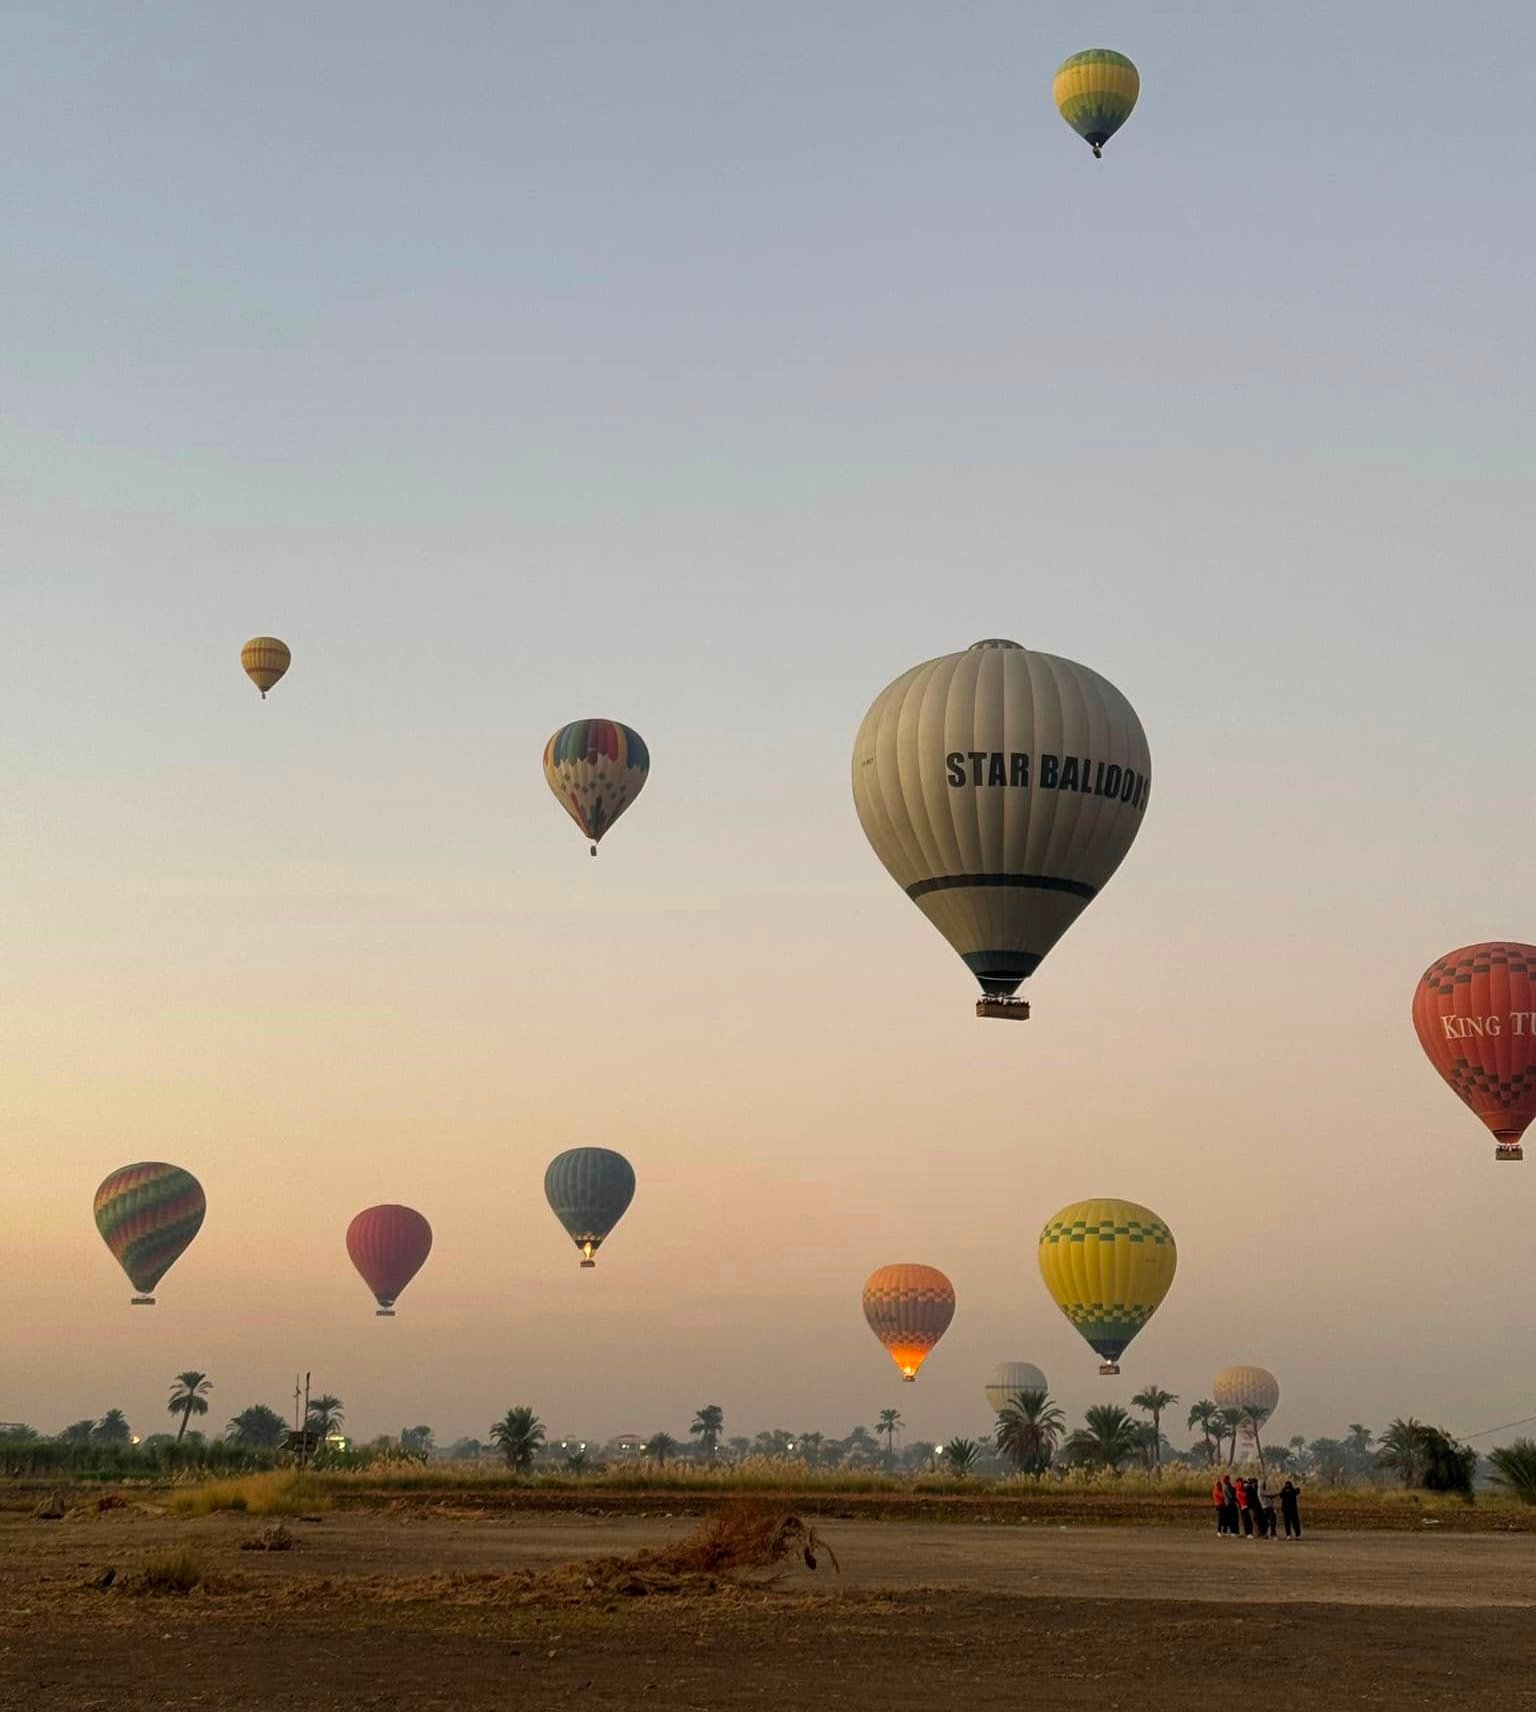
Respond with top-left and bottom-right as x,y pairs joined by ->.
1187,1399 -> 1222,1465
645,1431 -> 678,1466
305,1395 -> 346,1439
726,1436 -> 752,1463
941,1437 -> 980,1476
877,1408 -> 903,1456
798,1431 -> 825,1467
1064,1404 -> 1140,1473
1130,1386 -> 1178,1468
1346,1423 -> 1374,1457
489,1407 -> 545,1470
905,1440 -> 938,1473
60,1419 -> 95,1444
167,1372 -> 212,1443
1377,1418 -> 1426,1488
1487,1439 -> 1536,1505
690,1405 -> 724,1460
400,1425 -> 434,1457
1131,1422 -> 1161,1470
844,1425 -> 877,1461
93,1409 -> 132,1444
1217,1407 -> 1244,1466
994,1388 -> 1066,1474
225,1404 -> 288,1449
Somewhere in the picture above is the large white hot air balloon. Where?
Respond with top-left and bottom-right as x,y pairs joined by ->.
852,639 -> 1151,1017
1214,1364 -> 1280,1428
984,1361 -> 1048,1414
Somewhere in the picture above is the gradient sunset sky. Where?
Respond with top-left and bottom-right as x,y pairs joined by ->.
3,0 -> 1533,1453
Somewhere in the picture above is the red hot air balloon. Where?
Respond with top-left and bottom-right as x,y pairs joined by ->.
1412,942 -> 1536,1162
346,1205 -> 433,1316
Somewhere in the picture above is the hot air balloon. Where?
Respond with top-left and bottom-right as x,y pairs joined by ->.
93,1163 -> 206,1306
241,636 -> 290,699
1038,1198 -> 1175,1376
984,1361 -> 1049,1414
1214,1365 -> 1279,1428
1412,942 -> 1536,1162
346,1205 -> 433,1317
1053,49 -> 1139,158
543,720 -> 650,855
862,1264 -> 955,1383
852,639 -> 1151,1018
544,1147 -> 636,1267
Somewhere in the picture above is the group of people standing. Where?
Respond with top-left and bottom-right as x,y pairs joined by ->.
1212,1472 -> 1302,1539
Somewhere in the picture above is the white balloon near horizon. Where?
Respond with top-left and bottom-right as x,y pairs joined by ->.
984,1361 -> 1049,1414
1214,1365 -> 1280,1435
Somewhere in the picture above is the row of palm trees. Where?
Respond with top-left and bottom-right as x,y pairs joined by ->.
38,1373 -> 348,1453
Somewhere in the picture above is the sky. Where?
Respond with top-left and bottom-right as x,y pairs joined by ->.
2,1 -> 1534,1455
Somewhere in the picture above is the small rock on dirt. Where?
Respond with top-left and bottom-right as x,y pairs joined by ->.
33,1492 -> 65,1520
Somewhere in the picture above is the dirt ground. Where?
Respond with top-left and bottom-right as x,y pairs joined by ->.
2,1506 -> 1533,1710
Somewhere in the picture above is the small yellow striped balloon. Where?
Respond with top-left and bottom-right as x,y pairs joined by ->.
1053,49 -> 1139,158
241,637 -> 291,699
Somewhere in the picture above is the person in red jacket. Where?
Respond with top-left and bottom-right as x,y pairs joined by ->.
1212,1477 -> 1229,1534
1222,1474 -> 1239,1536
1235,1472 -> 1253,1536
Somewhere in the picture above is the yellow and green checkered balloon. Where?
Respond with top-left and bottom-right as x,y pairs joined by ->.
1053,49 -> 1139,158
1038,1197 -> 1175,1374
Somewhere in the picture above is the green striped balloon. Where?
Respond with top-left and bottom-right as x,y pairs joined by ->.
1053,49 -> 1140,158
544,1148 -> 636,1267
94,1163 -> 206,1304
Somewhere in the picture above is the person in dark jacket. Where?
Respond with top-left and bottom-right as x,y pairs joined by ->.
1222,1474 -> 1239,1536
1280,1479 -> 1302,1539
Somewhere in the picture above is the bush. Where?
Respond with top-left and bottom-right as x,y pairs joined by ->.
1488,1440 -> 1536,1505
0,1436 -> 275,1482
134,1549 -> 205,1595
1419,1428 -> 1478,1498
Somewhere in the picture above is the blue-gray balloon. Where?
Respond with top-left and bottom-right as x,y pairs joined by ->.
544,1148 -> 636,1267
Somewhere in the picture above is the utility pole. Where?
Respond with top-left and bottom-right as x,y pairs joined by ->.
297,1372 -> 312,1473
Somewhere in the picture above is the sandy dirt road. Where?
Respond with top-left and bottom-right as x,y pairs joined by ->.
2,1509 -> 1532,1710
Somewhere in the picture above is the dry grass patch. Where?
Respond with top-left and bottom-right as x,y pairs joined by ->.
132,1548 -> 206,1596
170,1472 -> 332,1518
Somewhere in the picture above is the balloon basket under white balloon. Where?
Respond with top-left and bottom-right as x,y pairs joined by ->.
976,997 -> 1030,1020
131,1296 -> 155,1307
1495,1143 -> 1523,1162
1098,1361 -> 1120,1376
375,1309 -> 396,1317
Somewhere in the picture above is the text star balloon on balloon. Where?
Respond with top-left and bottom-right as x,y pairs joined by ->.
240,637 -> 291,700
852,639 -> 1151,1019
346,1205 -> 433,1317
862,1264 -> 955,1383
1412,942 -> 1536,1162
1038,1199 -> 1176,1376
543,720 -> 650,856
94,1163 -> 207,1306
1053,49 -> 1140,159
544,1148 -> 636,1268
